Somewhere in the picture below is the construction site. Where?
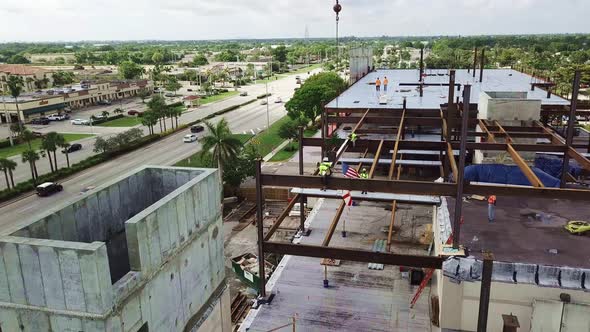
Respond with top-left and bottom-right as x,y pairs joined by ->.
227,45 -> 590,332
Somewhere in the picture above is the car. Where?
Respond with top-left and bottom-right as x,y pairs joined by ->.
183,134 -> 198,143
48,114 -> 67,121
260,100 -> 268,105
71,119 -> 89,125
62,143 -> 82,154
30,117 -> 50,125
295,75 -> 300,80
128,110 -> 140,116
165,92 -> 175,97
187,88 -> 193,92
97,100 -> 111,105
190,125 -> 205,133
93,114 -> 106,120
31,131 -> 44,138
36,182 -> 63,197
274,97 -> 282,103
565,221 -> 590,235
239,91 -> 248,96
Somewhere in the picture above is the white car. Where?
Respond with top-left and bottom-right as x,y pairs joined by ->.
48,114 -> 66,121
183,134 -> 198,143
274,97 -> 282,103
260,99 -> 268,105
71,119 -> 89,125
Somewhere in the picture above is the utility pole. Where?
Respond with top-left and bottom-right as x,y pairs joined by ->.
265,55 -> 272,129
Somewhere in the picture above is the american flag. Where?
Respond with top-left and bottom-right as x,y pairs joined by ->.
342,190 -> 353,206
342,163 -> 359,178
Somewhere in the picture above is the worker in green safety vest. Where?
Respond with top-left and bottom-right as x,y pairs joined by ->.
348,132 -> 358,147
359,168 -> 368,194
317,161 -> 333,191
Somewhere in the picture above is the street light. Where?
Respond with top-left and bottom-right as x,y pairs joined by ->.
265,55 -> 273,129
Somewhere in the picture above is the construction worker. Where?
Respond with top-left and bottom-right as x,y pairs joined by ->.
348,132 -> 358,147
383,76 -> 389,92
375,77 -> 381,93
359,168 -> 368,194
488,195 -> 497,222
317,161 -> 332,191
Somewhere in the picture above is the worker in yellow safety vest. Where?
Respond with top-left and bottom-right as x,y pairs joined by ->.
348,132 -> 358,147
359,168 -> 368,194
317,161 -> 333,191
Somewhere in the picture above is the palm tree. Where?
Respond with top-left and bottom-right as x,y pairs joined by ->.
0,158 -> 17,189
172,106 -> 183,128
147,95 -> 167,132
22,149 -> 40,183
101,110 -> 110,118
113,108 -> 124,116
41,132 -> 60,173
53,133 -> 66,170
141,111 -> 158,135
7,75 -> 25,136
21,129 -> 35,149
200,119 -> 241,187
59,142 -> 71,168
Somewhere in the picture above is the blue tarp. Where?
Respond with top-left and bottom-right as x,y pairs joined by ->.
534,153 -> 582,179
463,164 -> 560,187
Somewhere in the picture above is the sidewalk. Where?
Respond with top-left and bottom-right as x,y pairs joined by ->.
262,140 -> 290,162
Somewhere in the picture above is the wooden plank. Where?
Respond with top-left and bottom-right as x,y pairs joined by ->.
568,147 -> 590,171
446,143 -> 458,182
322,201 -> 346,247
507,145 -> 544,187
493,120 -> 512,143
369,140 -> 384,178
263,194 -> 300,241
478,119 -> 496,142
388,109 -> 406,180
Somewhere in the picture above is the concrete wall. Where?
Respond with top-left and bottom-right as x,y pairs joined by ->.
478,91 -> 541,122
349,48 -> 373,84
439,275 -> 590,331
0,166 -> 229,332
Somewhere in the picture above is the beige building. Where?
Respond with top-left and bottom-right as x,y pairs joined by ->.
0,80 -> 151,123
0,64 -> 54,94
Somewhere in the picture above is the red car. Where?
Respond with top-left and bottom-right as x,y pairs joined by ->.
128,110 -> 139,116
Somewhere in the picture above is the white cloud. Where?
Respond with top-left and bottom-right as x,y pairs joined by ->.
0,0 -> 588,42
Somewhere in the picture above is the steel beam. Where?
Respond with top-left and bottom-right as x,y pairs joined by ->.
263,194 -> 300,241
322,201 -> 346,246
263,241 -> 445,269
507,145 -> 544,187
561,70 -> 581,187
255,160 -> 266,298
388,109 -> 406,180
327,116 -> 478,127
369,139 -> 384,178
452,85 -> 470,249
477,252 -> 494,332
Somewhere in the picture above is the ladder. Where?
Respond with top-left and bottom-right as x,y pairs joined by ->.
409,232 -> 454,308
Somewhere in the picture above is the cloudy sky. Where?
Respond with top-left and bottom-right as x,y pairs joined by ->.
0,0 -> 589,42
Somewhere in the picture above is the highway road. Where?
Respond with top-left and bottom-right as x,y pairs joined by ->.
0,69 -> 315,191
0,69 -> 319,233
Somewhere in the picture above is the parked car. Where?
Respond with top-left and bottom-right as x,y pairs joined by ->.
30,117 -> 50,125
128,110 -> 140,116
240,91 -> 248,96
97,100 -> 111,105
187,88 -> 193,92
93,114 -> 106,120
36,182 -> 63,197
183,134 -> 198,143
31,131 -> 44,138
190,125 -> 205,133
274,97 -> 282,103
62,143 -> 82,154
71,119 -> 89,125
260,100 -> 268,105
165,92 -> 175,97
48,114 -> 67,121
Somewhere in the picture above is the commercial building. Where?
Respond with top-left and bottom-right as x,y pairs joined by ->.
240,56 -> 590,331
0,166 -> 230,332
0,79 -> 151,123
0,64 -> 54,94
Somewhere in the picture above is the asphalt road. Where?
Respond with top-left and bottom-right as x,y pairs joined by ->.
0,70 -> 314,191
0,69 -> 319,234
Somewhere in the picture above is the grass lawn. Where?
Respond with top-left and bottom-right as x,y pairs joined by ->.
269,127 -> 318,162
254,64 -> 323,84
174,134 -> 253,168
200,91 -> 239,105
249,116 -> 293,157
97,116 -> 142,127
0,133 -> 94,159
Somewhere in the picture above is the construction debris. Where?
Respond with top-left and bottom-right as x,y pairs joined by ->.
368,239 -> 387,270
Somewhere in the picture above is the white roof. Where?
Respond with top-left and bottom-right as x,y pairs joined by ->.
37,182 -> 54,188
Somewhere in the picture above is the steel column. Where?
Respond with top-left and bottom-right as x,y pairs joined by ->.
452,85 -> 471,249
299,126 -> 306,233
472,47 -> 478,78
476,252 -> 494,332
479,48 -> 485,82
255,160 -> 266,298
560,70 -> 581,187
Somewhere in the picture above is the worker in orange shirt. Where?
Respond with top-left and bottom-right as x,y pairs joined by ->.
488,195 -> 497,222
375,77 -> 381,92
383,76 -> 389,92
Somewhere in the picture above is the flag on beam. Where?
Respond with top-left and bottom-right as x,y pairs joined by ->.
342,163 -> 359,178
342,190 -> 353,206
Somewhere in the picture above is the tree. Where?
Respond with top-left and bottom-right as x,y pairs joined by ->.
0,158 -> 17,189
214,50 -> 239,62
137,89 -> 150,103
21,149 -> 40,183
52,71 -> 75,86
192,54 -> 209,66
147,94 -> 167,132
7,75 -> 25,137
41,132 -> 60,173
21,129 -> 35,150
59,142 -> 72,168
7,55 -> 30,64
118,61 -> 145,80
272,45 -> 288,64
141,111 -> 158,135
151,52 -> 164,64
113,108 -> 124,115
200,119 -> 242,188
285,72 -> 347,121
165,76 -> 182,96
101,110 -> 110,118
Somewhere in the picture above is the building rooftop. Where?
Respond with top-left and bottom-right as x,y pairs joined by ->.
326,69 -> 569,110
0,64 -> 50,75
